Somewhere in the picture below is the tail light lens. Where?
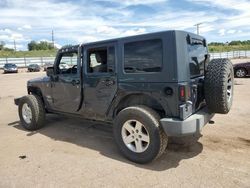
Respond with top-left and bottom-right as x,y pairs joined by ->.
179,85 -> 190,102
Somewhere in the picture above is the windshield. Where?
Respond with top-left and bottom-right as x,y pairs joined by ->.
4,64 -> 16,67
188,43 -> 208,78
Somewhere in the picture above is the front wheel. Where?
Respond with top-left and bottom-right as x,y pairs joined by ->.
113,106 -> 168,164
18,95 -> 45,130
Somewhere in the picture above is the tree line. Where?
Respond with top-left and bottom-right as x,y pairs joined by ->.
209,40 -> 250,46
0,40 -> 57,51
27,41 -> 56,51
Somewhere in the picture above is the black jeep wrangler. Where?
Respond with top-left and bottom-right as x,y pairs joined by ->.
15,30 -> 234,163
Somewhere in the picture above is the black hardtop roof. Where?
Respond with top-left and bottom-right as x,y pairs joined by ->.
82,30 -> 205,45
59,30 -> 205,51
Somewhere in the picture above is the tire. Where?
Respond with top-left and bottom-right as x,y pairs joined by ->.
235,68 -> 246,78
113,105 -> 168,164
18,95 -> 45,130
204,58 -> 234,114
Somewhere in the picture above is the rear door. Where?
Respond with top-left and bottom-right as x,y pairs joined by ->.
82,43 -> 117,119
51,48 -> 81,113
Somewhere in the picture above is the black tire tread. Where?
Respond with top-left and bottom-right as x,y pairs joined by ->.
204,58 -> 234,114
114,105 -> 168,163
19,95 -> 45,130
127,106 -> 168,160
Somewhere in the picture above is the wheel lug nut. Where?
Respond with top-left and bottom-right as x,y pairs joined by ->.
136,130 -> 139,133
139,135 -> 142,138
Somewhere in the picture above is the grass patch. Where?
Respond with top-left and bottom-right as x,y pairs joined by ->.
208,45 -> 250,52
0,49 -> 57,58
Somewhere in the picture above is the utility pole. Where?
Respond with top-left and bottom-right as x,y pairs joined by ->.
194,23 -> 203,35
52,30 -> 55,48
13,39 -> 16,51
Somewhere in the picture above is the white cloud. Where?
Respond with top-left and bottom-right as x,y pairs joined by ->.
96,26 -> 120,36
219,29 -> 225,36
101,0 -> 166,5
227,30 -> 236,34
18,24 -> 32,30
123,28 -> 146,36
23,24 -> 32,29
0,35 -> 10,41
199,25 -> 215,33
76,36 -> 99,43
0,28 -> 12,34
0,0 -> 249,50
187,0 -> 250,29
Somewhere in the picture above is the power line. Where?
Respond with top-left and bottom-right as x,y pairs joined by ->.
52,30 -> 54,47
13,39 -> 16,51
194,23 -> 203,35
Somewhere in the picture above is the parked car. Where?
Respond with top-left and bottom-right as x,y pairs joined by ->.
3,63 -> 18,73
43,62 -> 54,71
14,30 -> 234,164
27,64 -> 40,72
233,62 -> 250,78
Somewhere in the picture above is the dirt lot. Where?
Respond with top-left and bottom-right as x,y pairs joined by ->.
0,66 -> 250,187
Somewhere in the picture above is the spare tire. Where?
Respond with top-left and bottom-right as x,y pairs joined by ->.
204,58 -> 234,114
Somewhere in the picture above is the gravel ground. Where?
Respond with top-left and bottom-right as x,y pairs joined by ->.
0,64 -> 249,188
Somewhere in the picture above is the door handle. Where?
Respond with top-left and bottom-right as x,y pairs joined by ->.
71,79 -> 80,86
102,79 -> 115,86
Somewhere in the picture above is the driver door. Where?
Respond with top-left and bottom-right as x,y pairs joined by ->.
51,49 -> 81,113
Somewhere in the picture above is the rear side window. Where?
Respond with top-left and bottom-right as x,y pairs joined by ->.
124,39 -> 163,73
188,42 -> 207,78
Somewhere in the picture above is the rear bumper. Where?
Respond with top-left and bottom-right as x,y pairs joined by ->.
4,70 -> 18,73
160,107 -> 214,136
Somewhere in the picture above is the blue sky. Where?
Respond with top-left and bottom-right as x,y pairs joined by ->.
0,0 -> 249,50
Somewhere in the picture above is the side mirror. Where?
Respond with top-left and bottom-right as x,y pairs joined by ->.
46,67 -> 54,77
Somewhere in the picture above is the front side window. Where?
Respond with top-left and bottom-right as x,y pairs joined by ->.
57,52 -> 78,74
124,39 -> 163,73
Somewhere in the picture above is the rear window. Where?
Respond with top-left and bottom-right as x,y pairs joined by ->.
124,39 -> 163,73
188,42 -> 207,78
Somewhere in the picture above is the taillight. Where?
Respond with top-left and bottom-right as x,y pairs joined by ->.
179,85 -> 190,102
179,85 -> 185,102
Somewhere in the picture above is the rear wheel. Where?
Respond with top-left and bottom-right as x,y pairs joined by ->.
204,58 -> 234,114
113,106 -> 168,164
18,95 -> 45,130
235,68 -> 246,78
